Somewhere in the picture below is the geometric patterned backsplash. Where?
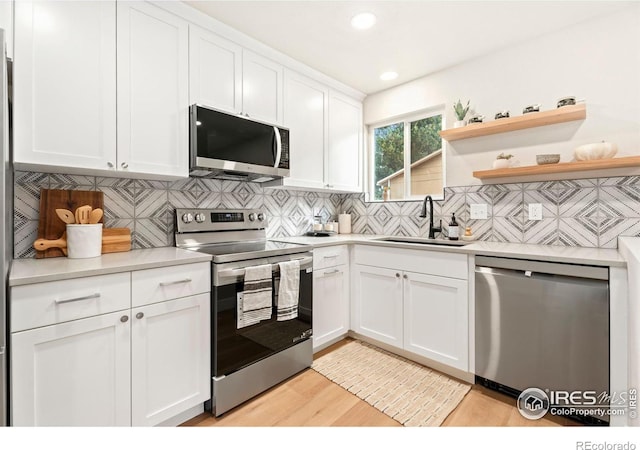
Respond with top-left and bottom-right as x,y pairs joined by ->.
13,171 -> 344,259
345,176 -> 640,249
13,171 -> 640,258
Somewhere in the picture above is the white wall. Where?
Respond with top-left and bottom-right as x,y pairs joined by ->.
364,4 -> 640,187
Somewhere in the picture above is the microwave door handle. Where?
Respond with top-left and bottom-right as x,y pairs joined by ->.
273,127 -> 282,168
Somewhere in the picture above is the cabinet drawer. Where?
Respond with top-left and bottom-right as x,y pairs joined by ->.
11,273 -> 131,332
313,245 -> 348,270
353,244 -> 468,280
131,262 -> 210,308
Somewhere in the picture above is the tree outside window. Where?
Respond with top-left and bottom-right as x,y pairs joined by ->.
372,112 -> 443,201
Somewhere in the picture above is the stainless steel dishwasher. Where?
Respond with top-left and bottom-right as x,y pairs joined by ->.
475,256 -> 609,423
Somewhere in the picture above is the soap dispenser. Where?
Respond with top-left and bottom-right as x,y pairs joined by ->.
448,213 -> 459,241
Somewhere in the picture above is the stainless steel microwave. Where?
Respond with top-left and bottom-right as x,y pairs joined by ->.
189,105 -> 290,182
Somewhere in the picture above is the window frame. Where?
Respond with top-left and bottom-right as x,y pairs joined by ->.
367,107 -> 446,202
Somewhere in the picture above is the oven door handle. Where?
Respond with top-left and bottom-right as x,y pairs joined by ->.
217,256 -> 313,278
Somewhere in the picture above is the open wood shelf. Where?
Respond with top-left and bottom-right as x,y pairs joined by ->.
473,155 -> 640,180
440,103 -> 586,141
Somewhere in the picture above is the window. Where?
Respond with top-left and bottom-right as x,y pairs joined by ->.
371,110 -> 444,201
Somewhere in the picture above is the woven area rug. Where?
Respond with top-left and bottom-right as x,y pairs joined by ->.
312,340 -> 471,427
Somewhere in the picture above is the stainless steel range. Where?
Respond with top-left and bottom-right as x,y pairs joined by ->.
175,208 -> 313,416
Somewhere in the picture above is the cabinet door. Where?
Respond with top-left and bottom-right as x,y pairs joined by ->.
117,1 -> 189,177
403,272 -> 468,371
11,311 -> 131,426
327,91 -> 362,192
242,50 -> 283,125
282,70 -> 327,190
312,264 -> 349,351
131,293 -> 210,426
189,25 -> 242,115
14,0 -> 116,171
351,264 -> 403,348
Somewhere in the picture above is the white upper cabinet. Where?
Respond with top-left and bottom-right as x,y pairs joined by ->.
267,69 -> 363,193
281,69 -> 327,190
189,30 -> 283,125
14,1 -> 189,179
12,0 -> 362,181
327,91 -> 363,192
14,0 -> 117,171
242,50 -> 283,125
0,1 -> 13,59
117,1 -> 189,178
189,25 -> 242,115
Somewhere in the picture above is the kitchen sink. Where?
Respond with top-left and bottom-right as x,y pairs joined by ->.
372,237 -> 470,247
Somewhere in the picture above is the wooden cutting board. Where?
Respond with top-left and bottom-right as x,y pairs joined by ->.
101,228 -> 132,253
33,228 -> 132,255
37,189 -> 104,258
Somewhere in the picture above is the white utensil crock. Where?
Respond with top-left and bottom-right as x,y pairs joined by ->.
66,224 -> 103,258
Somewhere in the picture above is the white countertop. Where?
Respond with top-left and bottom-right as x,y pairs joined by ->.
465,240 -> 625,267
10,236 -> 626,287
272,234 -> 626,267
9,247 -> 213,286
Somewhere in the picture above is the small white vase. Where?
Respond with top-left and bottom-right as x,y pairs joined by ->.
453,120 -> 467,128
493,159 -> 510,169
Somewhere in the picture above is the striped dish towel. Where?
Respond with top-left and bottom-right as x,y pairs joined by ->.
237,264 -> 273,329
277,260 -> 300,321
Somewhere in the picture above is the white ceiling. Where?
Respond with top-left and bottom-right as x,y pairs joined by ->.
185,1 -> 635,95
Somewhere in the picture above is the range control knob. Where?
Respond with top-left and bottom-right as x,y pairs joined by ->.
182,213 -> 194,224
195,213 -> 206,223
257,213 -> 265,221
248,213 -> 256,221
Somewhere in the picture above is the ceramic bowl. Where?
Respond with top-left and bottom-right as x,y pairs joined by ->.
536,154 -> 560,165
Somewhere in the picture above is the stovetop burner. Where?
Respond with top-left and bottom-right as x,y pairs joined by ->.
174,208 -> 311,263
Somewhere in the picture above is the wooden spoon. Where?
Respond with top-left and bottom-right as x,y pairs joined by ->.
75,205 -> 92,224
89,208 -> 103,224
55,208 -> 75,224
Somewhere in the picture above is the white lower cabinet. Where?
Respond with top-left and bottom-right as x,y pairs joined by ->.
351,245 -> 470,373
403,272 -> 468,371
131,294 -> 210,426
11,311 -> 132,426
313,265 -> 349,351
312,246 -> 350,351
10,262 -> 211,427
351,265 -> 403,347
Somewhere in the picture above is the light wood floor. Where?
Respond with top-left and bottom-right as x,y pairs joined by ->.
182,339 -> 578,427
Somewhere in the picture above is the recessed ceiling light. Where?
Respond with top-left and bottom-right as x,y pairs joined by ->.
380,71 -> 398,81
351,12 -> 377,30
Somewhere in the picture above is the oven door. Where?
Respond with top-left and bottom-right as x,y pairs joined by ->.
212,253 -> 312,377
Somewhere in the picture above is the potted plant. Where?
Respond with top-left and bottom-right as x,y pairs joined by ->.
493,152 -> 514,169
453,99 -> 470,127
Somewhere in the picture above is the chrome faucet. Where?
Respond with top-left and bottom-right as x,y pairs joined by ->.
419,195 -> 442,239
